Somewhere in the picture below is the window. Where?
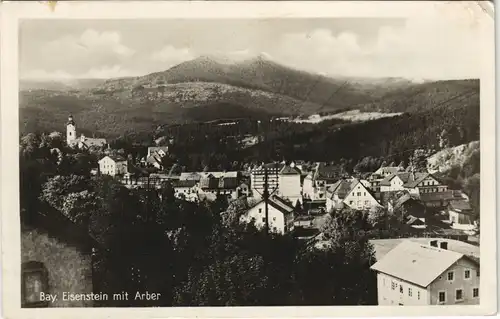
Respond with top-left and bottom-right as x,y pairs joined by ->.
417,291 -> 420,300
438,291 -> 446,303
258,208 -> 262,213
364,192 -> 366,196
473,288 -> 479,298
464,269 -> 471,279
357,192 -> 361,196
349,201 -> 353,205
399,285 -> 403,293
447,271 -> 454,281
408,288 -> 412,297
364,200 -> 369,205
477,269 -> 480,277
273,217 -> 276,221
22,261 -> 49,308
391,282 -> 396,290
455,289 -> 463,301
262,217 -> 266,223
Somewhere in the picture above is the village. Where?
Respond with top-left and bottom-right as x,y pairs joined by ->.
60,114 -> 481,306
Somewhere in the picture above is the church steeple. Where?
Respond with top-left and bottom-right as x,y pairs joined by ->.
67,115 -> 75,126
66,115 -> 77,146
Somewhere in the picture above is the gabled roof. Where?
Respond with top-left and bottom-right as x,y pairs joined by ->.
314,163 -> 342,181
449,200 -> 473,212
405,173 -> 434,188
379,173 -> 401,186
369,238 -> 480,262
420,190 -> 461,202
148,146 -> 168,153
374,166 -> 402,176
146,154 -> 163,166
171,179 -> 197,188
250,195 -> 295,217
370,241 -> 477,288
279,165 -> 301,175
327,178 -> 359,200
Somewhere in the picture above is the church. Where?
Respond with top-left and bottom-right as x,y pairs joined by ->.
66,115 -> 108,150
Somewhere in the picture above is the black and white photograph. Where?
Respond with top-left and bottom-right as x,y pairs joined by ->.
0,1 -> 496,318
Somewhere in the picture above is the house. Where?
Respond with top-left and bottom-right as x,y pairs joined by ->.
368,166 -> 404,192
326,178 -> 382,212
171,179 -> 198,201
21,204 -> 98,307
240,195 -> 295,234
277,164 -> 302,206
145,146 -> 169,170
419,190 -> 467,209
302,163 -> 343,201
196,174 -> 240,200
371,240 -> 480,306
78,134 -> 107,151
448,200 -> 476,231
98,155 -> 128,177
403,172 -> 448,195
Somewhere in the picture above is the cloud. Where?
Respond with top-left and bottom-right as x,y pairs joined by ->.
150,45 -> 195,67
23,65 -> 137,80
270,6 -> 481,80
25,29 -> 135,78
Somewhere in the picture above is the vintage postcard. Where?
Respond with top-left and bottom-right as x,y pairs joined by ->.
0,1 -> 496,318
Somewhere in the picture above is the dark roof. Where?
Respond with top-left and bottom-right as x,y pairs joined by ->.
279,165 -> 301,175
171,180 -> 197,188
327,179 -> 359,200
251,195 -> 295,217
315,163 -> 342,180
419,190 -> 461,202
449,200 -> 473,212
405,173 -> 433,188
21,202 -> 98,253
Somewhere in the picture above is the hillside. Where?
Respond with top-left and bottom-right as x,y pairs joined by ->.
355,79 -> 479,113
19,81 -> 325,136
427,141 -> 480,174
98,55 -> 414,111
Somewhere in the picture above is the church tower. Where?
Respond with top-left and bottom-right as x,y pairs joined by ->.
66,115 -> 77,146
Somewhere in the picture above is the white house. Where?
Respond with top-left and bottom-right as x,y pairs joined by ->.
171,180 -> 198,202
448,200 -> 476,231
368,166 -> 404,192
277,164 -> 302,206
371,241 -> 480,306
302,163 -> 342,201
326,178 -> 381,212
98,155 -> 128,177
240,195 -> 295,234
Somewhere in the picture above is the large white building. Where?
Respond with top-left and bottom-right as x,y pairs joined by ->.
371,240 -> 480,306
98,155 -> 128,177
277,164 -> 302,206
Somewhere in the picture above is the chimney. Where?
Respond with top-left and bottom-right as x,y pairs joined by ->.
430,240 -> 438,247
440,241 -> 448,250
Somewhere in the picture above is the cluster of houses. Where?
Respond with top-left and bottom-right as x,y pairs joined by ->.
21,115 -> 478,309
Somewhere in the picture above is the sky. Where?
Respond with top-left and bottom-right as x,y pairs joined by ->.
19,11 -> 482,81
